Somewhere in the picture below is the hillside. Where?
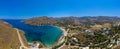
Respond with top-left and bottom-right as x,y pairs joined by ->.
0,20 -> 27,49
24,16 -> 120,27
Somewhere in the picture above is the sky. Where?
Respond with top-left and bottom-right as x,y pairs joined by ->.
0,0 -> 120,19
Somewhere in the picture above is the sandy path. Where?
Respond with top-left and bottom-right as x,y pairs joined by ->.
15,28 -> 28,49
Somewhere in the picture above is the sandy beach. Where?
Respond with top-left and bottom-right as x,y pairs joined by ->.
53,26 -> 69,49
59,27 -> 68,36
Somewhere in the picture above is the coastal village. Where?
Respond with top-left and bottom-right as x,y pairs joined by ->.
24,22 -> 120,49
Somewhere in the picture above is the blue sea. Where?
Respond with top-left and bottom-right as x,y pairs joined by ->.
4,19 -> 63,47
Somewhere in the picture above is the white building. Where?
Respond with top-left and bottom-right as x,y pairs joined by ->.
81,47 -> 89,49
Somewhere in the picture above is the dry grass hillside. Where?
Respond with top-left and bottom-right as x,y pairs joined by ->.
90,23 -> 111,30
24,16 -> 120,26
0,20 -> 27,49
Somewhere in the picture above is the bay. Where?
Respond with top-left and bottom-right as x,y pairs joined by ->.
4,19 -> 63,47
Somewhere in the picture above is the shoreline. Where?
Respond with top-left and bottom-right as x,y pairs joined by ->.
55,26 -> 67,36
52,26 -> 68,49
17,25 -> 67,49
35,26 -> 67,48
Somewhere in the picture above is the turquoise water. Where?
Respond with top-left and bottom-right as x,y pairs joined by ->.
4,19 -> 63,47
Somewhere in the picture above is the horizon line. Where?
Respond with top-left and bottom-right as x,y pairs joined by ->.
0,16 -> 120,19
